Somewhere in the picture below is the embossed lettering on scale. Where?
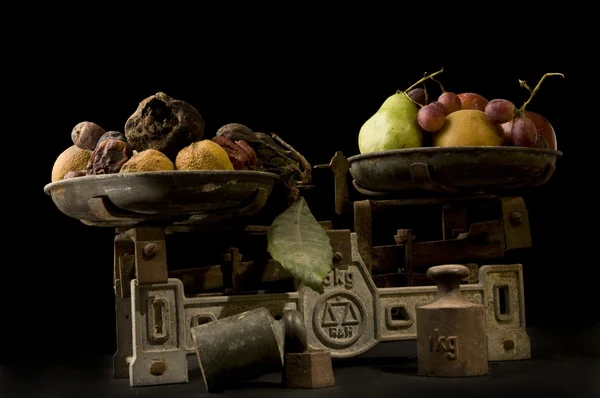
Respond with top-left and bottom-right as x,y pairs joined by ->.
322,268 -> 354,289
322,296 -> 360,339
314,268 -> 366,349
322,268 -> 357,340
428,328 -> 458,360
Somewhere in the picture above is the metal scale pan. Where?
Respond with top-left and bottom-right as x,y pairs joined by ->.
44,170 -> 280,227
347,146 -> 562,196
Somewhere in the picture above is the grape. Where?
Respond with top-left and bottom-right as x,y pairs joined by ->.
511,117 -> 537,147
407,88 -> 427,105
438,92 -> 462,114
500,121 -> 514,145
485,99 -> 516,124
417,103 -> 446,132
429,101 -> 448,115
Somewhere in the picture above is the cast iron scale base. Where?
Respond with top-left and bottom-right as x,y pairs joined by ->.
104,153 -> 538,387
110,222 -> 531,387
45,146 -> 563,388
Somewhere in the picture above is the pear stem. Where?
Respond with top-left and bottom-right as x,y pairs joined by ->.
404,68 -> 444,93
517,72 -> 565,114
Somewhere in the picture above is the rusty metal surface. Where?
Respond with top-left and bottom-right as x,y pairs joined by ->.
112,280 -> 133,379
314,151 -> 351,215
370,221 -> 503,272
129,279 -> 189,387
166,254 -> 527,361
416,265 -> 488,377
112,239 -> 135,378
121,264 -> 529,386
501,196 -> 532,250
347,147 -> 561,195
165,229 -> 352,294
43,170 -> 278,226
283,310 -> 309,354
190,307 -> 286,392
355,195 -> 531,281
482,264 -> 531,361
116,229 -> 530,386
283,351 -> 335,389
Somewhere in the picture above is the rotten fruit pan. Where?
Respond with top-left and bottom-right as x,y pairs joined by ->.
43,170 -> 279,227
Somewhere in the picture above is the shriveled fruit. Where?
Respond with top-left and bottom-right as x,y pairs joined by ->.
417,103 -> 445,132
51,145 -> 92,182
175,140 -> 234,171
485,99 -> 516,124
212,135 -> 257,170
125,92 -> 205,161
87,139 -> 132,175
457,93 -> 488,111
433,110 -> 504,147
97,131 -> 127,147
216,123 -> 259,142
438,92 -> 462,115
406,88 -> 426,105
235,140 -> 258,164
511,117 -> 537,147
71,121 -> 106,150
64,170 -> 87,179
120,149 -> 174,173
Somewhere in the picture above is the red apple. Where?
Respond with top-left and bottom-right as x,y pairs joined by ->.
501,111 -> 557,150
457,92 -> 489,112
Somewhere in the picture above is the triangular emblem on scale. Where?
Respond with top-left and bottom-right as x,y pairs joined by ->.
321,302 -> 338,327
342,302 -> 360,325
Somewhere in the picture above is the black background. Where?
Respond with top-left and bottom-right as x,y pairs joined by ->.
6,23 -> 597,364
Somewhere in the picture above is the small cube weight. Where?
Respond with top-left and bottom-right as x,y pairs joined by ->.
283,350 -> 335,389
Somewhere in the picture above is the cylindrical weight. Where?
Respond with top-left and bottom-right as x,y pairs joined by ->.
191,307 -> 287,392
416,264 -> 488,377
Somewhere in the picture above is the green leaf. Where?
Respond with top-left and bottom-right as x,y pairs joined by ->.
267,197 -> 332,293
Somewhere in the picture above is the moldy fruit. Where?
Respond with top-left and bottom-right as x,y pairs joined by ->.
125,92 -> 205,161
51,145 -> 93,182
175,140 -> 234,171
120,149 -> 175,173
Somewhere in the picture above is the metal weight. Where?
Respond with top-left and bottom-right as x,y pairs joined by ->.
190,307 -> 306,392
416,264 -> 488,377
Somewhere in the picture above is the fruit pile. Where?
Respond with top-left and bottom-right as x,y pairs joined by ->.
51,92 -> 311,201
358,70 -> 563,154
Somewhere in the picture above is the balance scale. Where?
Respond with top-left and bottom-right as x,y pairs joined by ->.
110,151 -> 534,387
45,147 -> 562,388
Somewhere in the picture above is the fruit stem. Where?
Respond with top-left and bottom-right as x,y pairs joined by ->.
423,71 -> 429,104
404,68 -> 444,93
430,76 -> 446,93
518,79 -> 533,95
517,72 -> 565,114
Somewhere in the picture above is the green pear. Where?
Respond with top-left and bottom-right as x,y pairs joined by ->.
358,92 -> 423,154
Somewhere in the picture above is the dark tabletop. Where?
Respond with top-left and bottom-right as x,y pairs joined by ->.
2,324 -> 598,398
